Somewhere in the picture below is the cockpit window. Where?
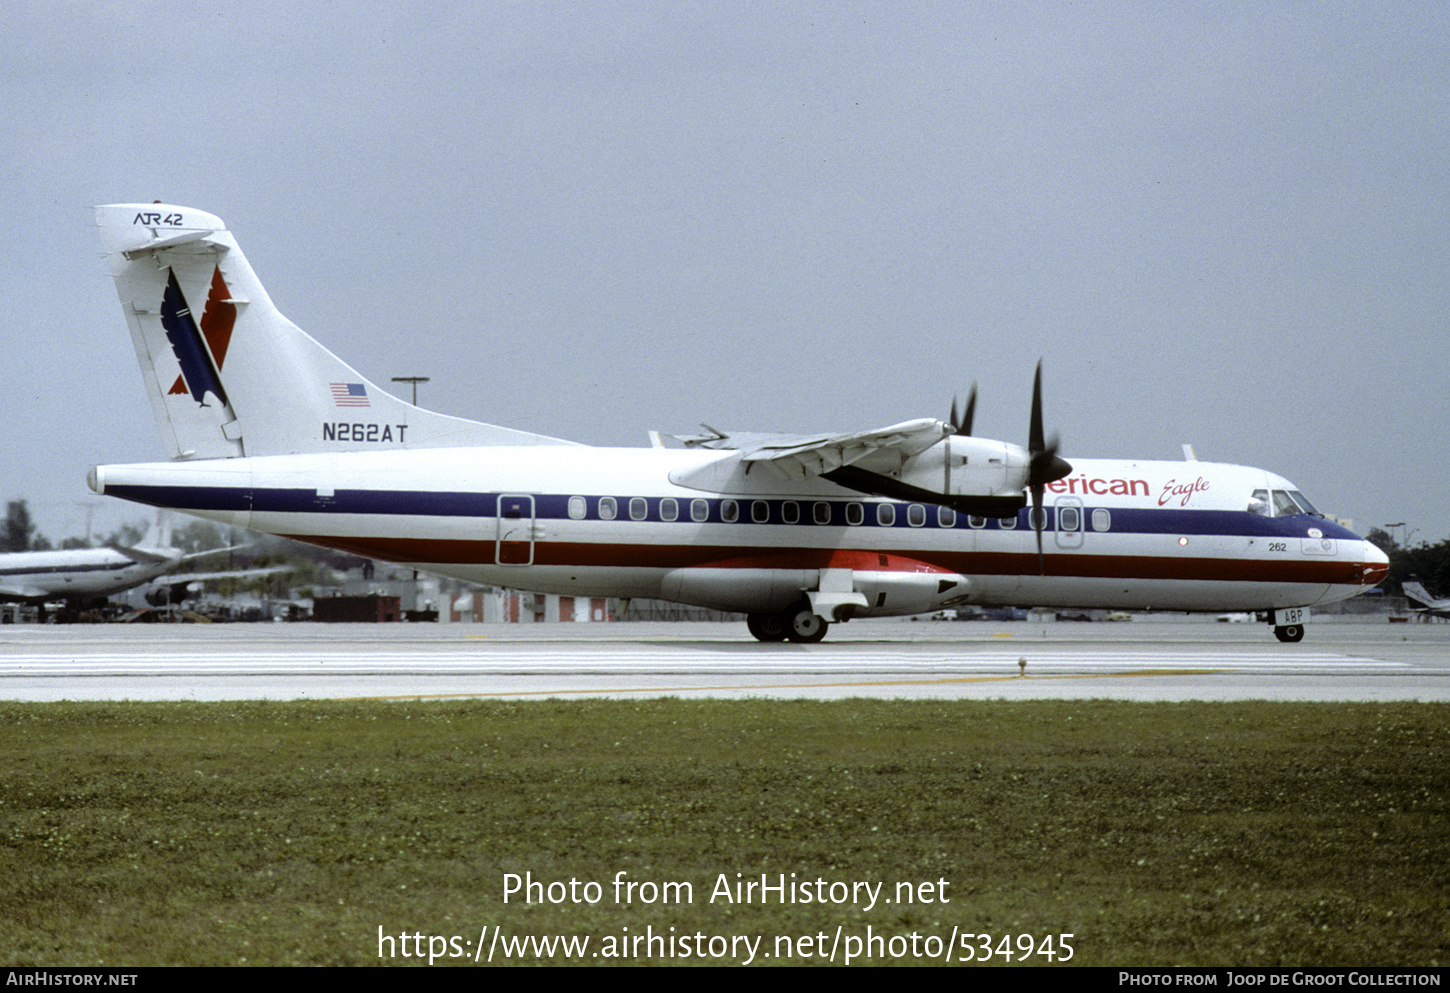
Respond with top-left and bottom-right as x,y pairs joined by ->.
1288,490 -> 1319,515
1268,489 -> 1320,517
1251,488 -> 1322,517
1271,490 -> 1301,516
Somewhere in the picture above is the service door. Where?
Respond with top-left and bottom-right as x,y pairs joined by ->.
496,494 -> 536,565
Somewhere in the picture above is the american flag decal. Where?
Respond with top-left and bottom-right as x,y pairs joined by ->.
330,383 -> 370,407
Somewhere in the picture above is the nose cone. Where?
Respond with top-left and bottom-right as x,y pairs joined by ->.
1359,539 -> 1390,587
1044,455 -> 1073,484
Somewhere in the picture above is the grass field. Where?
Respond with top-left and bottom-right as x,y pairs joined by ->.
1,698 -> 1445,966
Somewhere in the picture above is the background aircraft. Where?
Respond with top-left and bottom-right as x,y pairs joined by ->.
1402,581 -> 1450,620
86,203 -> 1388,642
0,512 -> 276,622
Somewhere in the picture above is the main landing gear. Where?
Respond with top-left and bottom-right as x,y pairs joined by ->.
1273,624 -> 1305,643
747,603 -> 829,643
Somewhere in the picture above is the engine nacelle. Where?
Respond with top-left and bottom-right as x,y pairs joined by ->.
881,436 -> 1033,517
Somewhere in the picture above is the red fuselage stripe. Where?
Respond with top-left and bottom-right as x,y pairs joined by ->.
278,535 -> 1385,586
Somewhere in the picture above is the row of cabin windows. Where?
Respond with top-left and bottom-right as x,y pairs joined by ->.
564,496 -> 1114,532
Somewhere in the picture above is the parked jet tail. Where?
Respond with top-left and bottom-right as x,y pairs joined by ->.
1402,581 -> 1450,614
95,204 -> 577,460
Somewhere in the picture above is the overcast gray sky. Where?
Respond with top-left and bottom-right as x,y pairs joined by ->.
4,1 -> 1447,547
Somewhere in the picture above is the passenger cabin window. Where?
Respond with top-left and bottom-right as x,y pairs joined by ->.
721,500 -> 739,523
877,504 -> 896,527
629,497 -> 648,521
691,499 -> 709,522
568,496 -> 586,520
907,504 -> 926,527
846,503 -> 864,526
782,501 -> 800,524
751,501 -> 770,524
598,496 -> 617,520
1091,508 -> 1111,532
968,516 -> 986,529
938,506 -> 956,528
999,516 -> 1018,530
813,502 -> 832,525
660,498 -> 678,522
1059,506 -> 1081,532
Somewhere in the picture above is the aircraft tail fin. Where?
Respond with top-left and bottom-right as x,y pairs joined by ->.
1402,581 -> 1439,609
95,204 -> 576,460
110,511 -> 176,564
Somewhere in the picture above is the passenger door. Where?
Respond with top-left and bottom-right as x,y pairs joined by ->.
496,494 -> 536,565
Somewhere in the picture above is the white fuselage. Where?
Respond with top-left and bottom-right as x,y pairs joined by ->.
90,445 -> 1389,618
0,548 -> 177,603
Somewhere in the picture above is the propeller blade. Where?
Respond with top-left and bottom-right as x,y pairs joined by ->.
1033,483 -> 1045,574
1026,363 -> 1070,574
949,385 -> 976,436
1029,362 -> 1045,455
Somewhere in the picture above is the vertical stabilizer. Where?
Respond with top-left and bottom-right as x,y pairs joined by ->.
96,204 -> 577,460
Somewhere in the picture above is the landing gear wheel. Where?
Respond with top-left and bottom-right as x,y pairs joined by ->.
785,605 -> 829,644
1274,624 -> 1304,643
747,613 -> 788,642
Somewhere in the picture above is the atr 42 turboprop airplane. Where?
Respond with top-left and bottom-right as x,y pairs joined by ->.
0,512 -> 268,621
87,203 -> 1388,643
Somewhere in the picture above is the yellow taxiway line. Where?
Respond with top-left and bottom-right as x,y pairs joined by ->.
336,668 -> 1226,701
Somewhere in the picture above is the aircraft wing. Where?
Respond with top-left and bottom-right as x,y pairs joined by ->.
155,565 -> 292,586
143,565 -> 293,607
108,544 -> 175,566
678,418 -> 950,481
177,543 -> 255,565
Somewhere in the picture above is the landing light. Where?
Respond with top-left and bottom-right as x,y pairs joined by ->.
1178,537 -> 1189,546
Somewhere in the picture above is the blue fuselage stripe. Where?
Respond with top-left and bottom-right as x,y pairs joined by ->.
102,484 -> 1363,543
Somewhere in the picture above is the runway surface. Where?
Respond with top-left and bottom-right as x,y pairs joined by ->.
2,618 -> 1447,702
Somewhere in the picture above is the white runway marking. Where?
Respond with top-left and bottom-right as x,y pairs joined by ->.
0,649 -> 1403,675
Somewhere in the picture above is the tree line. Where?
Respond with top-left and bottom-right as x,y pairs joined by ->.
1364,528 -> 1450,599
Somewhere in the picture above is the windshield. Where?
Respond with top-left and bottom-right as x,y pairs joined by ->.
1288,490 -> 1320,515
1250,488 -> 1322,517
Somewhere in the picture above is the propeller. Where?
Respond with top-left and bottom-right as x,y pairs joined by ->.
1026,361 -> 1072,574
949,385 -> 976,437
943,366 -> 1068,570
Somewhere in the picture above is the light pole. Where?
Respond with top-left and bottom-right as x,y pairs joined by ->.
391,377 -> 430,589
391,376 -> 430,406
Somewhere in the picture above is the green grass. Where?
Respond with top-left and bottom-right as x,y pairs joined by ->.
0,699 -> 1445,966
